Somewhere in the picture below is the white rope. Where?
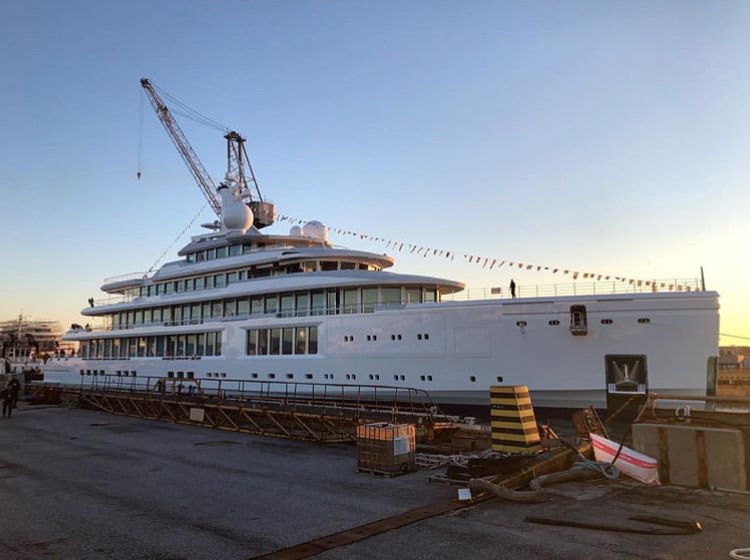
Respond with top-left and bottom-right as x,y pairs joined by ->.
571,457 -> 620,480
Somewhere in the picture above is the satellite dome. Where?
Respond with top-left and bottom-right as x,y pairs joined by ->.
302,220 -> 328,242
289,225 -> 302,236
218,183 -> 253,233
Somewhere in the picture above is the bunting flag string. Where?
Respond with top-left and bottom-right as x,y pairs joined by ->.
274,214 -> 692,291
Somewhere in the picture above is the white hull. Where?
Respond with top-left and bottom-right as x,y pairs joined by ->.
44,291 -> 719,409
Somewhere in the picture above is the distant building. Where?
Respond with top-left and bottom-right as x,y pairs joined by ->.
719,346 -> 749,371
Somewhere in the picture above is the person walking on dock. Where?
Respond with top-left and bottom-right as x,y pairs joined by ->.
1,387 -> 13,418
8,377 -> 20,409
510,279 -> 517,298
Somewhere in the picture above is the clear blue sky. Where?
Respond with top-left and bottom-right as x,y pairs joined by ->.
1,0 -> 749,344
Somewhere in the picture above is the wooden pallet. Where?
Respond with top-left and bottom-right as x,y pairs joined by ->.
357,467 -> 412,478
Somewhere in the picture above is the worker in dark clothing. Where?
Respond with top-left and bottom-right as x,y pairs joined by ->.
510,279 -> 517,298
1,387 -> 13,418
8,378 -> 20,408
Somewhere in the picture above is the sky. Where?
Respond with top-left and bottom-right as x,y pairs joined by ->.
1,0 -> 749,345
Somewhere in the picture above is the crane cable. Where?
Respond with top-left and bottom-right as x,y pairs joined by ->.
137,90 -> 144,180
153,83 -> 229,133
720,333 -> 750,341
146,204 -> 210,274
137,82 -> 235,181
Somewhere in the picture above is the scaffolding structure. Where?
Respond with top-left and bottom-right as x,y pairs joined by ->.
61,376 -> 440,443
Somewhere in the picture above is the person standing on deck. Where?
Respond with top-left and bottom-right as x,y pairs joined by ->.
510,279 -> 517,298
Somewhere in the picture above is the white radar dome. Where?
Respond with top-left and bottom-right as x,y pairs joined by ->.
218,184 -> 254,233
289,225 -> 302,236
302,220 -> 328,242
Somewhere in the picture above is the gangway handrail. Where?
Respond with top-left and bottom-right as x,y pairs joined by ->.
68,374 -> 440,422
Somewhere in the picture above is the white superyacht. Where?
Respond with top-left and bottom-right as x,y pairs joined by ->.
43,177 -> 719,409
42,80 -> 720,410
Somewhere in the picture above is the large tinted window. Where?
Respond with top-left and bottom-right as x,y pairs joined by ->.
282,328 -> 294,354
270,328 -> 281,355
381,287 -> 401,306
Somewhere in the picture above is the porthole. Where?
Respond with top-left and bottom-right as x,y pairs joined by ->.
548,320 -> 560,326
393,374 -> 399,381
268,373 -> 276,379
470,376 -> 476,383
286,373 -> 294,379
496,376 -> 504,383
601,319 -> 613,325
638,318 -> 651,324
305,374 -> 313,380
424,333 -> 430,340
251,373 -> 258,379
420,375 -> 426,381
516,321 -> 527,327
427,375 -> 433,381
417,334 -> 422,340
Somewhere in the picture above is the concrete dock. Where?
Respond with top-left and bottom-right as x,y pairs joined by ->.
1,404 -> 749,559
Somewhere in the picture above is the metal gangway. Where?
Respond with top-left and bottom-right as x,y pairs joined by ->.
59,375 -> 442,443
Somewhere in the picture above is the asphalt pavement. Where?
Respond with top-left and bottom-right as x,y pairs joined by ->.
1,404 -> 748,559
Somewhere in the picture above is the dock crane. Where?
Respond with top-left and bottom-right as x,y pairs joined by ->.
140,78 -> 275,228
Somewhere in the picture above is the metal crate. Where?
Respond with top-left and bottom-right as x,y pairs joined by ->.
356,422 -> 416,476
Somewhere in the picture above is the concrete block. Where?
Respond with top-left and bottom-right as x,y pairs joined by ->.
633,423 -> 747,491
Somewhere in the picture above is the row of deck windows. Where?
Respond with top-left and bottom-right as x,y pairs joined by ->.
185,241 -> 302,263
78,368 -> 505,386
106,286 -> 439,330
140,260 -> 382,298
236,373 -> 505,384
79,332 -> 223,359
246,326 -> 318,356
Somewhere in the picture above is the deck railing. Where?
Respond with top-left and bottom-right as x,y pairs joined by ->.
102,271 -> 151,285
442,278 -> 702,301
75,277 -> 704,334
